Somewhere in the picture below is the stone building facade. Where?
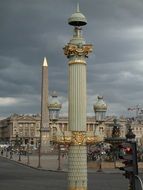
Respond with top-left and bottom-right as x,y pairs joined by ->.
0,114 -> 41,147
0,114 -> 143,147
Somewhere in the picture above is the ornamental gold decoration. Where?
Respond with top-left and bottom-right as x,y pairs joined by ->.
71,131 -> 86,145
63,44 -> 92,58
56,136 -> 72,145
86,136 -> 96,144
86,134 -> 103,145
68,59 -> 86,65
51,130 -> 103,145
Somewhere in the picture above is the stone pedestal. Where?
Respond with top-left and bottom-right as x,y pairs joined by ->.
40,130 -> 50,154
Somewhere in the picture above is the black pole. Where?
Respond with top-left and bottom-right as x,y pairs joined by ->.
27,142 -> 30,165
57,144 -> 61,170
37,127 -> 42,168
132,142 -> 138,175
37,141 -> 41,168
113,151 -> 116,168
126,122 -> 138,190
131,141 -> 138,190
18,143 -> 21,161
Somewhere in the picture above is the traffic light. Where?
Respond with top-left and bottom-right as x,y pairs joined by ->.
118,142 -> 138,178
118,141 -> 138,190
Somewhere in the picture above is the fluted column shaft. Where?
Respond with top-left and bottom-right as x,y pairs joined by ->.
69,63 -> 86,131
68,61 -> 87,190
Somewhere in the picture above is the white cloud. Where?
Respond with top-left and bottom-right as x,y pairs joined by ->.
0,97 -> 19,106
1,0 -> 143,118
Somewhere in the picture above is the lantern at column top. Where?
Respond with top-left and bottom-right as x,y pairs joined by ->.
48,91 -> 62,122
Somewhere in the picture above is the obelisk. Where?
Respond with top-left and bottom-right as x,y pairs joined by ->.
40,57 -> 50,154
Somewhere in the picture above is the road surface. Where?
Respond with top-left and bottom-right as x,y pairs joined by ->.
0,156 -> 131,190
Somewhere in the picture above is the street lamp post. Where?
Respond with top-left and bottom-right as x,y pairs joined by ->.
9,141 -> 13,159
27,141 -> 30,165
97,142 -> 104,172
15,133 -> 22,162
18,138 -> 22,162
48,6 -> 103,190
57,144 -> 61,170
93,96 -> 107,172
48,92 -> 62,170
62,6 -> 104,190
37,130 -> 42,168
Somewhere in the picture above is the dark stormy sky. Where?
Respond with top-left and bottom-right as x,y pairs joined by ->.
0,0 -> 143,118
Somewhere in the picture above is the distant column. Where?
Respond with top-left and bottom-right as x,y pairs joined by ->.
40,57 -> 50,154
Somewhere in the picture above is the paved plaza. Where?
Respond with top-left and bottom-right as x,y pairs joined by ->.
1,151 -> 143,173
1,152 -> 143,190
0,151 -> 124,173
0,156 -> 130,190
1,151 -> 68,171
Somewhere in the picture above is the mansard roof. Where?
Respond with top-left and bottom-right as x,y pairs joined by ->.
9,114 -> 40,122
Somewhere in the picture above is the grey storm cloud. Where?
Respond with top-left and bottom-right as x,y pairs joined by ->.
0,0 -> 143,117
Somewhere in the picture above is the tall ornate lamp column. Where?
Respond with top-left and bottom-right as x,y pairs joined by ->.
48,91 -> 62,170
63,5 -> 94,190
93,96 -> 107,172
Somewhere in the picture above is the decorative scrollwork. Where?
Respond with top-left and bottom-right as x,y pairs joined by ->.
56,136 -> 72,145
51,130 -> 103,146
71,131 -> 86,145
63,44 -> 92,58
87,136 -> 104,144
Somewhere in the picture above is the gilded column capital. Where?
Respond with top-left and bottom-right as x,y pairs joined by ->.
63,44 -> 93,58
